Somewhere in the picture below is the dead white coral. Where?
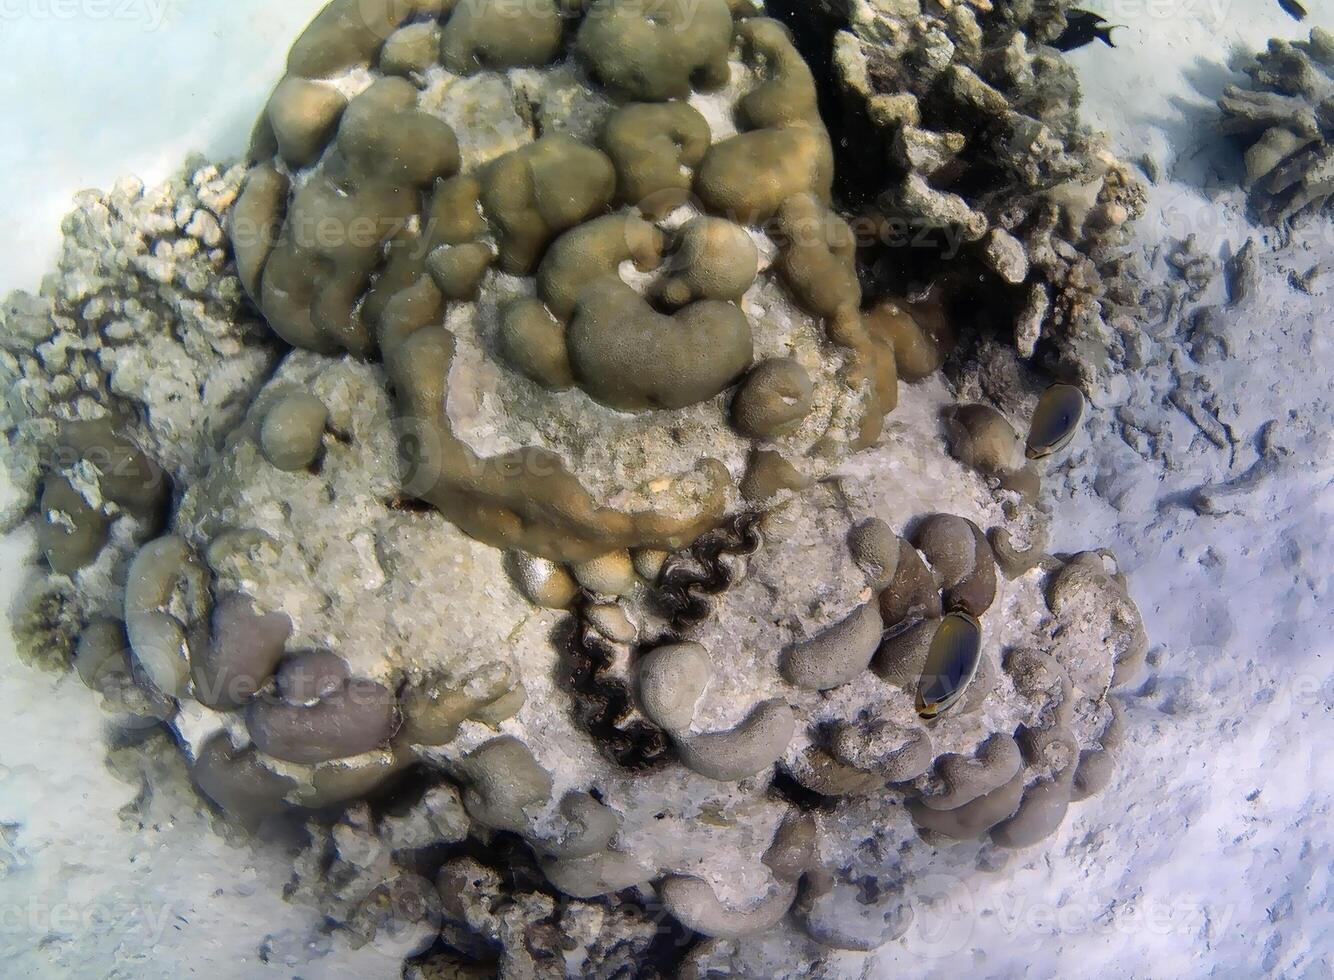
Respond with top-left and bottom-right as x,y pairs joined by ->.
2,163 -> 276,674
822,0 -> 1145,384
1218,28 -> 1334,223
1047,550 -> 1149,689
0,161 -> 274,532
797,871 -> 913,952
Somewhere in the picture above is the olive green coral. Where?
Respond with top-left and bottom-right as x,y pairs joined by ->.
39,476 -> 110,576
568,278 -> 754,411
498,298 -> 574,390
600,102 -> 712,216
731,359 -> 814,439
655,217 -> 758,308
575,0 -> 734,101
260,393 -> 328,472
537,214 -> 664,320
38,419 -> 168,575
239,1 -> 891,568
440,0 -> 564,74
480,136 -> 617,275
248,77 -> 459,355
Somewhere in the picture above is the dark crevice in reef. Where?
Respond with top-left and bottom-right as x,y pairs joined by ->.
384,494 -> 437,515
456,831 -> 555,895
639,913 -> 704,979
399,833 -> 553,975
761,1 -> 992,308
366,761 -> 449,820
401,831 -> 698,980
769,767 -> 841,814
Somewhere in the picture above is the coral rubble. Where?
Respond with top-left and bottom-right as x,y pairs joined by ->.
1218,27 -> 1334,224
796,0 -> 1146,386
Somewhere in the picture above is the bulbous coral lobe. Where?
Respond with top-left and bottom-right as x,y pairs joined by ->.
193,733 -> 297,825
245,672 -> 399,765
912,514 -> 997,617
259,393 -> 329,471
567,279 -> 755,411
780,603 -> 882,691
660,875 -> 798,940
637,642 -> 710,731
191,593 -> 292,710
124,535 -> 205,697
944,403 -> 1042,500
732,358 -> 815,439
38,420 -> 169,576
674,699 -> 796,781
385,325 -> 731,562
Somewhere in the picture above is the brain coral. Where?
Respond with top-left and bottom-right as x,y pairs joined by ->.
234,0 -> 895,568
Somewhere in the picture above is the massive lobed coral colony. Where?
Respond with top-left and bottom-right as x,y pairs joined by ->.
235,0 -> 897,567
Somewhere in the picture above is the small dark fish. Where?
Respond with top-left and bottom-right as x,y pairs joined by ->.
1052,9 -> 1123,52
1278,0 -> 1307,20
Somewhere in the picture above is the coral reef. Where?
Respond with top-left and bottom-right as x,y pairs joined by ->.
1218,27 -> 1334,224
236,0 -> 890,568
1,0 -> 1151,974
0,162 -> 276,667
134,333 -> 1135,966
785,0 -> 1146,386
